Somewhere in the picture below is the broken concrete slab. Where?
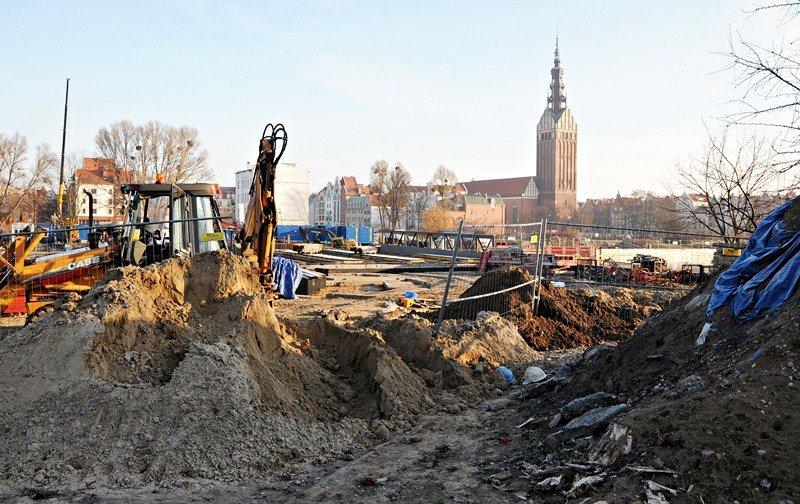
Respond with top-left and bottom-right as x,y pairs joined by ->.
554,404 -> 630,441
560,391 -> 619,420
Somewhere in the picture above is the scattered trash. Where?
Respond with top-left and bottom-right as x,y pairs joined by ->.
523,365 -> 547,384
591,422 -> 633,464
645,488 -> 670,504
496,366 -> 516,385
647,479 -> 678,496
626,466 -> 678,475
536,475 -> 563,489
565,473 -> 606,498
749,348 -> 765,363
696,322 -> 712,346
517,417 -> 541,429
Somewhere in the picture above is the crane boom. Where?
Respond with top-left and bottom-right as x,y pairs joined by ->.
238,124 -> 288,292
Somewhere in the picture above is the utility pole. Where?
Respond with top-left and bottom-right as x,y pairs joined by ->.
56,77 -> 70,223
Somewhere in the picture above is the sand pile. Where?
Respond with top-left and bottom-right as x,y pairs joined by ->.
445,268 -> 677,350
0,251 -> 535,492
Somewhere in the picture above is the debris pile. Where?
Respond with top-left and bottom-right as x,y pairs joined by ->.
0,251 -> 534,492
446,268 -> 678,350
504,275 -> 800,502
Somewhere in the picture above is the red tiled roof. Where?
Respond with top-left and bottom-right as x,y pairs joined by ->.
461,177 -> 534,197
76,168 -> 112,186
83,158 -> 115,172
79,157 -> 134,184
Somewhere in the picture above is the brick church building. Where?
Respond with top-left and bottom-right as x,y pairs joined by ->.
463,40 -> 578,222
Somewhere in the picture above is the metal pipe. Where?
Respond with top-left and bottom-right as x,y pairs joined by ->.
83,190 -> 93,229
56,78 -> 70,221
434,218 -> 464,337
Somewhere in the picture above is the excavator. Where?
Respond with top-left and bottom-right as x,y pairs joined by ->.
0,123 -> 286,322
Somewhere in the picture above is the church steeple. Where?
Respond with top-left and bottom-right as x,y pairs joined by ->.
548,38 -> 567,119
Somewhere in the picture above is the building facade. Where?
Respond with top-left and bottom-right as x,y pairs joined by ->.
461,177 -> 537,224
214,186 -> 236,220
536,40 -> 577,218
309,175 -> 373,226
75,157 -> 130,224
308,178 -> 341,226
234,162 -> 310,225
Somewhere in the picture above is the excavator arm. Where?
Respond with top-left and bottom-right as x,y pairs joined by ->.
238,123 -> 288,292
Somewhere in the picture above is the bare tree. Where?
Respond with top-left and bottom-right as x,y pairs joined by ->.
673,129 -> 795,242
369,160 -> 389,231
406,187 -> 432,229
95,120 -> 213,184
0,133 -> 56,227
370,160 -> 411,230
429,165 -> 457,192
726,2 -> 800,169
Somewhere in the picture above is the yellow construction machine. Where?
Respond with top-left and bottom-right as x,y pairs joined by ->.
0,183 -> 228,322
237,123 -> 288,298
1,122 -> 286,322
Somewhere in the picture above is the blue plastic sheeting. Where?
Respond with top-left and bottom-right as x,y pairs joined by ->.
272,256 -> 302,300
708,199 -> 800,323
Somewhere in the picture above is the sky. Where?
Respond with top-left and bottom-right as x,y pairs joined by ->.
0,1 -> 795,199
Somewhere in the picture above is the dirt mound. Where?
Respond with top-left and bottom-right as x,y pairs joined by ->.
438,313 -> 541,368
507,274 -> 800,502
0,251 -> 511,492
446,268 -> 677,350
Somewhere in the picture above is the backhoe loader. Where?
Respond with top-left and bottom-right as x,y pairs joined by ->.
0,182 -> 227,322
0,122 -> 286,322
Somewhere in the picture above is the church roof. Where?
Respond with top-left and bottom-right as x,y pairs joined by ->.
462,176 -> 537,198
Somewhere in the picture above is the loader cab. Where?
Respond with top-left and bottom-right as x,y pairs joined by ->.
119,183 -> 227,266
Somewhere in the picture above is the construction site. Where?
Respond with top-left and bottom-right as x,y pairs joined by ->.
0,123 -> 796,504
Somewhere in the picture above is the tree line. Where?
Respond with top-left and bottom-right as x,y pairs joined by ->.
0,120 -> 212,226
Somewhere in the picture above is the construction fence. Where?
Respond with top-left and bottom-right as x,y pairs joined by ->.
426,219 -> 731,338
433,220 -> 546,336
542,221 -> 727,288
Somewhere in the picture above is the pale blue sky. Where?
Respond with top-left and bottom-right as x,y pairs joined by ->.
0,1 -> 790,198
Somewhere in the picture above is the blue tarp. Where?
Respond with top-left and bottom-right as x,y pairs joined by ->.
707,199 -> 800,323
272,256 -> 302,300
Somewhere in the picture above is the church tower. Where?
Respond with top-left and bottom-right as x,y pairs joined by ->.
536,39 -> 577,219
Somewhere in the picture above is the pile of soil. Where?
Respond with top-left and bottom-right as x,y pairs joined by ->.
501,274 -> 800,502
446,268 -> 677,350
0,251 -> 536,492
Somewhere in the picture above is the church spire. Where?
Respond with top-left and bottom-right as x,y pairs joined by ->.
548,38 -> 566,119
